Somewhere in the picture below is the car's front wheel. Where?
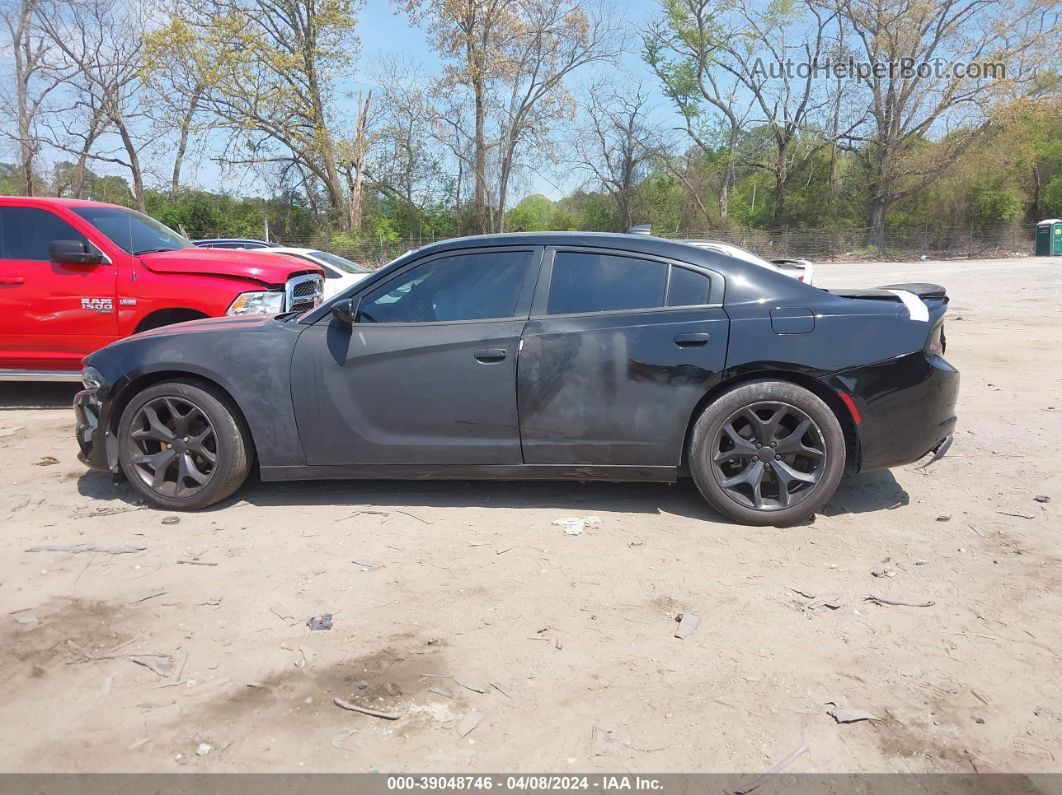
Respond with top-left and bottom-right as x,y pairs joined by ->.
689,380 -> 846,526
117,379 -> 253,510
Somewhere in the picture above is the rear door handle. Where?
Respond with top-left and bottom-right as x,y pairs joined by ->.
673,332 -> 710,347
474,348 -> 507,363
0,277 -> 24,285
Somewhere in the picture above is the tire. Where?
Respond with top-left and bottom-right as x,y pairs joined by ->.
117,378 -> 253,510
688,380 -> 846,526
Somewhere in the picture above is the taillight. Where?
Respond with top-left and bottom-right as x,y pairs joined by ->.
926,323 -> 946,356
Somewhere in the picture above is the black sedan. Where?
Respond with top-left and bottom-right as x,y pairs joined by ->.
74,232 -> 958,525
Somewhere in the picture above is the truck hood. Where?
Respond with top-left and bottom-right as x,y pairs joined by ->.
139,248 -> 323,285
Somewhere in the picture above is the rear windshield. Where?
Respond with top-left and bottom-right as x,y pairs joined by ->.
309,251 -> 368,274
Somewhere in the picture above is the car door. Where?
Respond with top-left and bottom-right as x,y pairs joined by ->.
291,246 -> 542,466
518,246 -> 729,467
0,205 -> 117,372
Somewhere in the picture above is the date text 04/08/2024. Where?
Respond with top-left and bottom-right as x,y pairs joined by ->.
386,776 -> 663,791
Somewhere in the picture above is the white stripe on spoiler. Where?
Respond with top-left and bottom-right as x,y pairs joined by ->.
886,289 -> 929,322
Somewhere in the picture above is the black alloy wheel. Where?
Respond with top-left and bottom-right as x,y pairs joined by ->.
117,379 -> 253,510
712,401 -> 825,511
124,396 -> 218,498
688,380 -> 846,526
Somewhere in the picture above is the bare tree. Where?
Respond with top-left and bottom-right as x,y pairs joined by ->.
644,0 -> 752,221
340,91 -> 373,231
831,0 -> 1057,237
427,93 -> 478,230
717,0 -> 852,225
142,10 -> 215,199
400,0 -> 522,233
36,0 -> 153,209
154,0 -> 362,227
573,80 -> 662,228
1,0 -> 67,194
370,56 -> 449,211
65,104 -> 106,198
492,0 -> 621,231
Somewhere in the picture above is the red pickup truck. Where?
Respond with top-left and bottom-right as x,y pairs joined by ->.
0,197 -> 324,380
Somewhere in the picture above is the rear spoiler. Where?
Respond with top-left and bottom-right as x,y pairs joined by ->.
826,282 -> 947,323
879,283 -> 946,300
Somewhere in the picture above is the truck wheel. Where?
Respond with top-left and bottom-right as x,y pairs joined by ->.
688,380 -> 846,526
117,379 -> 253,511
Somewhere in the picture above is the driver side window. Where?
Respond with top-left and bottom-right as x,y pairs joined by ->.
1,207 -> 88,261
356,250 -> 533,324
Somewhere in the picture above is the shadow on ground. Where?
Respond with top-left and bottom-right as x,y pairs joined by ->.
825,469 -> 911,515
78,466 -> 909,523
0,383 -> 80,410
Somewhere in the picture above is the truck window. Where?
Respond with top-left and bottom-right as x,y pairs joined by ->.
0,207 -> 88,261
71,206 -> 191,255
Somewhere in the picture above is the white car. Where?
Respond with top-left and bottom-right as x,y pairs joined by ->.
260,247 -> 371,298
681,240 -> 815,285
626,226 -> 814,284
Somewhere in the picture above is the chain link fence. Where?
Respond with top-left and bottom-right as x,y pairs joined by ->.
250,223 -> 1036,268
660,223 -> 1037,262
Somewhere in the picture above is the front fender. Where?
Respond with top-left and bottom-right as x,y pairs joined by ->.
88,317 -> 307,468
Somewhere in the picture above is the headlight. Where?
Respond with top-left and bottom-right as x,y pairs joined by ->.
81,366 -> 105,390
227,290 -> 285,316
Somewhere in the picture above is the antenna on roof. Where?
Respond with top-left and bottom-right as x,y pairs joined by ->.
627,224 -> 651,236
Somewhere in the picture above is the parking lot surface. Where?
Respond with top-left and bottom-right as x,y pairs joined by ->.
1,257 -> 1059,772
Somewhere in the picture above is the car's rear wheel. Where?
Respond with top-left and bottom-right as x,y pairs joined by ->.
117,379 -> 253,510
689,380 -> 845,526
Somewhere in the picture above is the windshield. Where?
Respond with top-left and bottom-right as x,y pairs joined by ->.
308,250 -> 368,274
72,207 -> 193,255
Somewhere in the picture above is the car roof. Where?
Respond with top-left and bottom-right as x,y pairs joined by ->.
260,247 -> 318,255
402,231 -> 730,261
0,196 -> 131,209
302,231 -> 820,324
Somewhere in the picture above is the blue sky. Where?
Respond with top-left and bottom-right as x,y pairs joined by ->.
352,0 -> 679,201
3,0 -> 678,202
357,0 -> 664,77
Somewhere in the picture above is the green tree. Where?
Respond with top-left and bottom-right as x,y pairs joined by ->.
1042,177 -> 1062,218
151,0 -> 362,228
506,195 -> 555,231
971,187 -> 1023,225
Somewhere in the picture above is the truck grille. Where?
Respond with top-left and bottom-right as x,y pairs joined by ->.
284,273 -> 323,312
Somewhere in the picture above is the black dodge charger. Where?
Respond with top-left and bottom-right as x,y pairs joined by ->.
74,232 -> 958,525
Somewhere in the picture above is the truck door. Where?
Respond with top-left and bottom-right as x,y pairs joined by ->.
0,205 -> 118,374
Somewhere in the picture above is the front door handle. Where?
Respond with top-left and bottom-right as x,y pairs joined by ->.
673,332 -> 710,347
0,277 -> 24,285
474,348 -> 507,363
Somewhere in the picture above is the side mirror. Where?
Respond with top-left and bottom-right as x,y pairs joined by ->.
50,240 -> 103,266
331,296 -> 360,325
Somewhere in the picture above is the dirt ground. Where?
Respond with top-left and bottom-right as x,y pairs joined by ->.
1,256 -> 1060,774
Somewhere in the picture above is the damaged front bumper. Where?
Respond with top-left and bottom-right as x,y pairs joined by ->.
74,386 -> 118,472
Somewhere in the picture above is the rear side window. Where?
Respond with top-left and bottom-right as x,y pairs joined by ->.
667,266 -> 712,306
357,250 -> 533,324
546,251 -> 667,315
1,207 -> 88,261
